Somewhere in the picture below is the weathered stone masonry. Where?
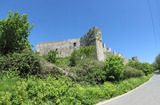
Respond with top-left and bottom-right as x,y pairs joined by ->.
36,26 -> 139,63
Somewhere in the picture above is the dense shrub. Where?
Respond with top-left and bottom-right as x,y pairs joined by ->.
0,73 -> 73,105
128,60 -> 155,75
123,66 -> 145,79
43,50 -> 58,63
70,46 -> 96,66
141,63 -> 155,75
70,58 -> 106,84
40,67 -> 66,79
128,60 -> 142,70
39,57 -> 66,78
0,50 -> 41,76
105,55 -> 125,81
55,57 -> 71,66
0,72 -> 152,105
152,61 -> 159,69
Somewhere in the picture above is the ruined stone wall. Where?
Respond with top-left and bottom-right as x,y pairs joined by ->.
36,38 -> 80,57
36,26 -> 106,61
103,47 -> 111,59
113,51 -> 130,64
80,26 -> 105,61
36,26 -> 138,63
121,56 -> 130,64
103,43 -> 107,52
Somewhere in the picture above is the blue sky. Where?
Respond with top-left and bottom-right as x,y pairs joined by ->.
1,0 -> 160,64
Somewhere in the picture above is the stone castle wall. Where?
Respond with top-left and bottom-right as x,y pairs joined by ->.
113,51 -> 130,64
36,38 -> 80,57
36,26 -> 107,61
36,26 -> 139,63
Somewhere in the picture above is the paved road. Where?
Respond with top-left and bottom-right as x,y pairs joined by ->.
97,73 -> 160,105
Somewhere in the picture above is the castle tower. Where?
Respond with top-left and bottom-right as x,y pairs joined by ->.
92,26 -> 104,61
80,26 -> 105,61
132,56 -> 139,62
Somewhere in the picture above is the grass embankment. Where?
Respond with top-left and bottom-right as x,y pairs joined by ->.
0,72 -> 153,105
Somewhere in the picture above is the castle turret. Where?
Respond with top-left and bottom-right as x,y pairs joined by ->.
132,56 -> 139,62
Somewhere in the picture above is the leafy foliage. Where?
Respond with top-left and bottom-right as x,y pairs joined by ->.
0,50 -> 41,76
70,58 -> 106,84
40,66 -> 66,79
55,57 -> 71,66
123,66 -> 145,79
127,60 -> 142,70
0,72 -> 152,105
156,53 -> 160,69
70,46 -> 96,66
141,63 -> 155,75
152,61 -> 159,69
128,60 -> 155,75
43,50 -> 58,63
0,10 -> 34,55
105,55 -> 125,81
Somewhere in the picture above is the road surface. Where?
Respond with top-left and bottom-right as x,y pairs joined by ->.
97,72 -> 160,105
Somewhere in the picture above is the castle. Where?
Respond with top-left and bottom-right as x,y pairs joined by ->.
36,26 -> 139,64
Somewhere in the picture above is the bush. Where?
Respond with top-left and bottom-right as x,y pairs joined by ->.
128,60 -> 155,75
70,46 -> 96,66
105,55 -> 125,81
43,50 -> 58,63
0,72 -> 152,105
70,58 -> 106,84
127,60 -> 142,70
152,61 -> 158,69
0,50 -> 41,76
0,73 -> 73,105
55,57 -> 71,66
123,66 -> 145,79
141,63 -> 155,75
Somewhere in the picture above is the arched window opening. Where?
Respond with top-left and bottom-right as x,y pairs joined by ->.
73,42 -> 76,47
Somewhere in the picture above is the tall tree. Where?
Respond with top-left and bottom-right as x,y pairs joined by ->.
156,53 -> 160,69
0,10 -> 34,55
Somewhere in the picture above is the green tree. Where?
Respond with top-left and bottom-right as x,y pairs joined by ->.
156,53 -> 160,69
105,55 -> 125,81
0,10 -> 34,55
151,61 -> 158,69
